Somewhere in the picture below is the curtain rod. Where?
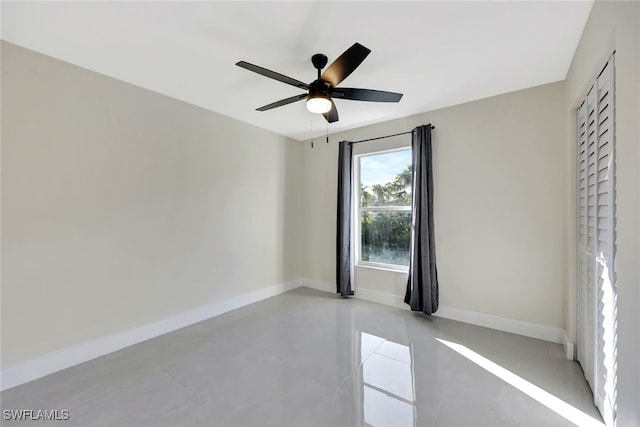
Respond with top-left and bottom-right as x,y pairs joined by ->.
348,125 -> 435,145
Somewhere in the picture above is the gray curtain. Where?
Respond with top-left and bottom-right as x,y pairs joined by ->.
404,125 -> 439,314
336,141 -> 354,296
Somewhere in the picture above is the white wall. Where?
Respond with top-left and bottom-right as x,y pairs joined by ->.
563,1 -> 640,425
301,82 -> 567,330
0,42 -> 303,368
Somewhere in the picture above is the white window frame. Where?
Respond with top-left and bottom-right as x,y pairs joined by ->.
353,147 -> 412,272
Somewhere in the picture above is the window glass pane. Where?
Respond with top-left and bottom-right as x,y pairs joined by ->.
361,211 -> 411,266
359,149 -> 412,267
360,150 -> 412,207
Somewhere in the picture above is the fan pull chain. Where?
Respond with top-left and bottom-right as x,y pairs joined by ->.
310,119 -> 314,148
326,121 -> 329,144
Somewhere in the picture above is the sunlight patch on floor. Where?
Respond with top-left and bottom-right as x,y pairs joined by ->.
436,338 -> 604,427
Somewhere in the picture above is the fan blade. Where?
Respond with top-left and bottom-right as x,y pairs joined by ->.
332,88 -> 403,103
322,100 -> 339,123
321,43 -> 371,87
236,61 -> 309,90
256,93 -> 308,111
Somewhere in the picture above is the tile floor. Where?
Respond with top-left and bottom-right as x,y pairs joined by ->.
1,287 -> 602,426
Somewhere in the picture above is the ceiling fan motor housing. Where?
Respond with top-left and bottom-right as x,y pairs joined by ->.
308,79 -> 331,98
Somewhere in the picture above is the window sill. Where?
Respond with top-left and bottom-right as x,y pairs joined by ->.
356,263 -> 409,274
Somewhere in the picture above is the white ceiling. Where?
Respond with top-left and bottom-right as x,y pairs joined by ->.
1,1 -> 593,141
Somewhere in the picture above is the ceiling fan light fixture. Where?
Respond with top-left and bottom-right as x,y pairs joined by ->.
306,94 -> 332,114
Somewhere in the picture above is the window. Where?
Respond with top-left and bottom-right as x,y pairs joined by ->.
355,148 -> 412,269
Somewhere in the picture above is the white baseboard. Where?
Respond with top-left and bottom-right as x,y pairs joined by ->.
434,305 -> 565,344
0,280 -> 300,391
563,333 -> 576,360
299,279 -> 564,344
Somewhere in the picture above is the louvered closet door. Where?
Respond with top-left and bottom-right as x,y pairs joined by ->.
593,57 -> 616,424
577,98 -> 593,390
576,53 -> 617,425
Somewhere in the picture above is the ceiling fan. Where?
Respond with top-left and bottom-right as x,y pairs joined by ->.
236,43 -> 403,123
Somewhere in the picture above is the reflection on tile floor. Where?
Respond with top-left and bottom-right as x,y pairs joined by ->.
1,287 -> 602,426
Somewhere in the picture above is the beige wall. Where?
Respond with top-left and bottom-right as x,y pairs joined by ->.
301,82 -> 567,329
564,1 -> 640,425
0,42 -> 303,367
